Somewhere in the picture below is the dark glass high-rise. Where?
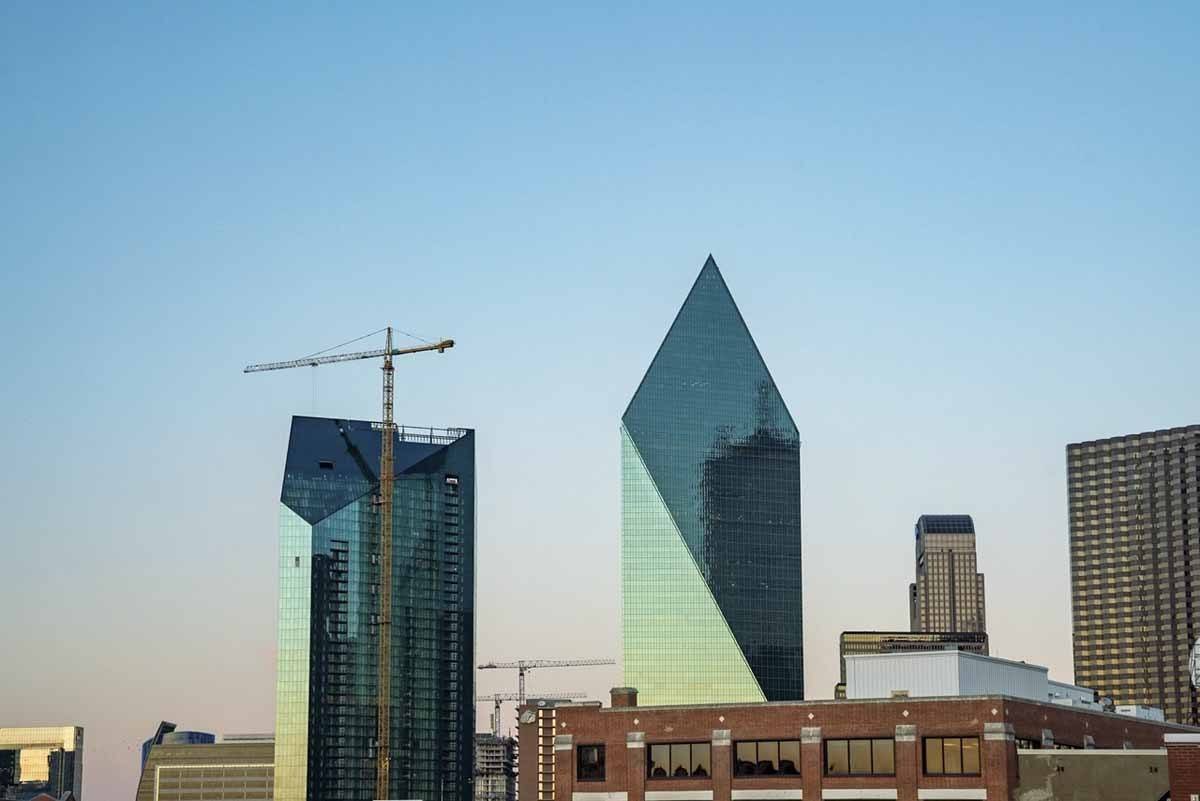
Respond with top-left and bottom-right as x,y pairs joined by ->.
275,416 -> 475,801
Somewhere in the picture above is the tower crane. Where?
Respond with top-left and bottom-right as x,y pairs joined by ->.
477,659 -> 616,707
475,692 -> 588,736
245,327 -> 454,801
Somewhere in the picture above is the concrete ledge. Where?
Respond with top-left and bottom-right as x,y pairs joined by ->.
645,792 -> 713,801
917,791 -> 987,800
731,790 -> 802,800
821,790 -> 897,800
1018,748 -> 1165,756
573,794 -> 628,801
1165,733 -> 1200,744
983,722 -> 1014,742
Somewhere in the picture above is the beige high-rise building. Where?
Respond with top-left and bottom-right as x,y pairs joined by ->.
134,732 -> 273,801
1069,425 -> 1200,724
909,515 -> 987,633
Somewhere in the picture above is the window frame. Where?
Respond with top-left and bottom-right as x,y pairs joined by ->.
646,742 -> 712,780
922,736 -> 982,777
577,744 -> 606,782
824,738 -> 896,777
732,739 -> 802,778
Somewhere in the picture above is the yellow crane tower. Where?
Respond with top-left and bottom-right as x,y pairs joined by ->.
245,326 -> 454,801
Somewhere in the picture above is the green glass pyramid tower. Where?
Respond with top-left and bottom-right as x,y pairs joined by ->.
622,256 -> 803,704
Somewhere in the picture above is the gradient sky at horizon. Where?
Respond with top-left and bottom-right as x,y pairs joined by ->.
2,3 -> 1198,799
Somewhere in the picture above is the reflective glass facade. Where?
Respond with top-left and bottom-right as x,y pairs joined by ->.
275,417 -> 475,801
0,727 -> 83,801
622,256 -> 803,705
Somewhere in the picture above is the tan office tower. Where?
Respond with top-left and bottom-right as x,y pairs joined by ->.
909,515 -> 987,633
135,733 -> 273,801
1069,425 -> 1200,724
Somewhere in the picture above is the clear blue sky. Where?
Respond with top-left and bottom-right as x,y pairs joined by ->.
2,3 -> 1197,798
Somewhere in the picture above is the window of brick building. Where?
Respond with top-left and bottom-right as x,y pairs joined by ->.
647,743 -> 711,778
733,740 -> 801,776
825,738 -> 895,776
578,745 -> 605,781
924,737 -> 981,775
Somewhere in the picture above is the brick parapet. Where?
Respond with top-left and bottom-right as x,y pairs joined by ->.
547,696 -> 1197,801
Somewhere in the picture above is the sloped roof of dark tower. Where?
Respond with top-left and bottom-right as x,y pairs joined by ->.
280,416 -> 461,525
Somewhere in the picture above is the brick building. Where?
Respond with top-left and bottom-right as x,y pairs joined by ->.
525,689 -> 1200,801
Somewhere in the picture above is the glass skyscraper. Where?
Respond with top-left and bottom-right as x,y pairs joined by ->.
275,416 -> 475,801
622,256 -> 803,705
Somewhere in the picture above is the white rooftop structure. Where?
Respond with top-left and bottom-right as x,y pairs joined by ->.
845,650 -> 1100,707
220,732 -> 275,742
1115,704 -> 1167,722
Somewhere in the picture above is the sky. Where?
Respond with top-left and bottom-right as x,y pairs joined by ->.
1,3 -> 1198,799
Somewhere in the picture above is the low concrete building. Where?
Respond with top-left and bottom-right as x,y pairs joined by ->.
1014,749 -> 1168,800
836,631 -> 990,698
1116,704 -> 1167,721
134,734 -> 273,801
845,651 -> 1097,707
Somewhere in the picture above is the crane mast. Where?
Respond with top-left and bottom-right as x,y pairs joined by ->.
245,327 -> 453,801
377,327 -> 395,799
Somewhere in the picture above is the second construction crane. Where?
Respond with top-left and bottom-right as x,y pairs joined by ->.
478,658 -> 617,707
245,327 -> 453,801
476,692 -> 588,736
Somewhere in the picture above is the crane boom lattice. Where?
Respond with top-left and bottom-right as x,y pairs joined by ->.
477,658 -> 616,707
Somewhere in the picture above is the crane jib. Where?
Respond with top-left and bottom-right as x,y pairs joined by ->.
243,340 -> 454,373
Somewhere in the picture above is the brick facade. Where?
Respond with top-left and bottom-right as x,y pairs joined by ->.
1167,734 -> 1200,801
520,694 -> 1196,801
